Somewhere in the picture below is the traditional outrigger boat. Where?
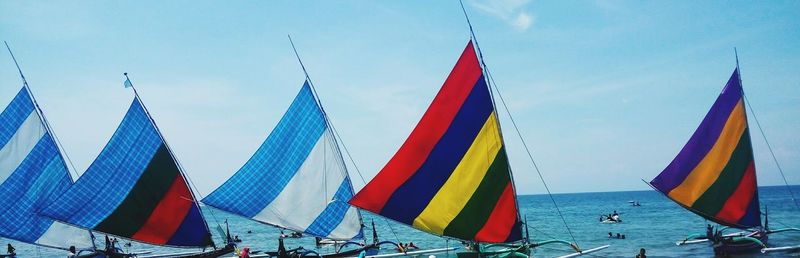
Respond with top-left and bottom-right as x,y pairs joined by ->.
202,38 -> 399,257
648,57 -> 799,255
348,5 -> 609,257
36,73 -> 234,258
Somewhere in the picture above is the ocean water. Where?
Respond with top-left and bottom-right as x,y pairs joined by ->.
4,186 -> 799,257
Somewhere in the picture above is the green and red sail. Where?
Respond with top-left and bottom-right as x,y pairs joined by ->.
40,98 -> 212,247
349,41 -> 522,243
650,68 -> 761,229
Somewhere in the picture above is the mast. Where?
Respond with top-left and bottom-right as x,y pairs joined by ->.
457,0 -> 523,235
735,49 -> 799,210
3,41 -> 97,251
649,59 -> 762,229
288,35 -> 366,238
202,39 -> 365,241
123,73 -> 215,246
3,41 -> 81,181
456,0 -> 577,246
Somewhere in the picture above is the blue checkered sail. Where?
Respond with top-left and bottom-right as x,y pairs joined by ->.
39,98 -> 212,247
203,81 -> 363,240
0,87 -> 93,250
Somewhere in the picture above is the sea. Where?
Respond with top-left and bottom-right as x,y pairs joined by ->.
4,185 -> 799,257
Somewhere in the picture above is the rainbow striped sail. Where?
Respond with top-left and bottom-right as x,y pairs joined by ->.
40,98 -> 213,247
650,68 -> 761,229
349,41 -> 522,243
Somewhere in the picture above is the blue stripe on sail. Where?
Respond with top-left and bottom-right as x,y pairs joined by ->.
203,82 -> 327,217
39,100 -> 163,228
0,88 -> 35,149
305,178 -> 360,238
0,134 -> 71,243
166,205 -> 209,246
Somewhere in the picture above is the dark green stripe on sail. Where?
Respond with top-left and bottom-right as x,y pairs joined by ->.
691,129 -> 754,217
443,148 -> 511,239
96,145 -> 181,237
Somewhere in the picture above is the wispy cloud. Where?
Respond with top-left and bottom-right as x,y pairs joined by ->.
469,0 -> 535,31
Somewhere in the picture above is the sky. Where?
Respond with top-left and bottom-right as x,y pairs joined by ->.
0,1 -> 798,196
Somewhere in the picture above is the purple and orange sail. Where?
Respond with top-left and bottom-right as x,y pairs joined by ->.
349,41 -> 522,243
650,68 -> 761,229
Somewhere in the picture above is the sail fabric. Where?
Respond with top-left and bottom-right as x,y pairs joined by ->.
349,41 -> 522,243
650,68 -> 761,229
203,82 -> 362,240
39,99 -> 212,247
0,87 -> 93,249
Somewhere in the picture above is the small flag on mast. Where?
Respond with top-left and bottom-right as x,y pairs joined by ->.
124,73 -> 133,88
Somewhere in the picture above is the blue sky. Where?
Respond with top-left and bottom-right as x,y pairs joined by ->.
1,1 -> 798,195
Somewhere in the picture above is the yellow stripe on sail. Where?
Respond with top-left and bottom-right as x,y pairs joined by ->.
668,100 -> 748,206
412,112 -> 503,234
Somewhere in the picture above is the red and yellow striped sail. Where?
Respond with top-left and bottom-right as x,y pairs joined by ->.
650,68 -> 761,228
349,41 -> 522,243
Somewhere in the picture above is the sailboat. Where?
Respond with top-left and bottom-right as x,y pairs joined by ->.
648,64 -> 799,255
37,74 -> 234,257
0,42 -> 101,257
348,35 -> 609,257
202,39 -> 388,258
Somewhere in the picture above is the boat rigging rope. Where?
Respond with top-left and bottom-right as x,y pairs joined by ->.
458,0 -> 579,248
743,94 -> 799,210
736,49 -> 799,210
485,68 -> 579,247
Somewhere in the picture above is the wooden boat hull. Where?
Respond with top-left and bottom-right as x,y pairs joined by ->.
456,245 -> 530,258
305,244 -> 380,258
181,244 -> 236,258
712,232 -> 768,255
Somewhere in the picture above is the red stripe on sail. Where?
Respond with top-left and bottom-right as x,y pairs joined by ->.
715,161 -> 757,224
131,175 -> 194,244
349,41 -> 483,213
474,183 -> 517,242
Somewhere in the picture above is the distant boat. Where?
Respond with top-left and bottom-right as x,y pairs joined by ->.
648,65 -> 799,255
348,33 -> 609,257
37,75 -> 234,257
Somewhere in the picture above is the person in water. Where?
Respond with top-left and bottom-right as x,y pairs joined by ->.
7,243 -> 15,255
635,248 -> 647,258
408,242 -> 418,249
608,232 -> 613,238
68,246 -> 77,258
